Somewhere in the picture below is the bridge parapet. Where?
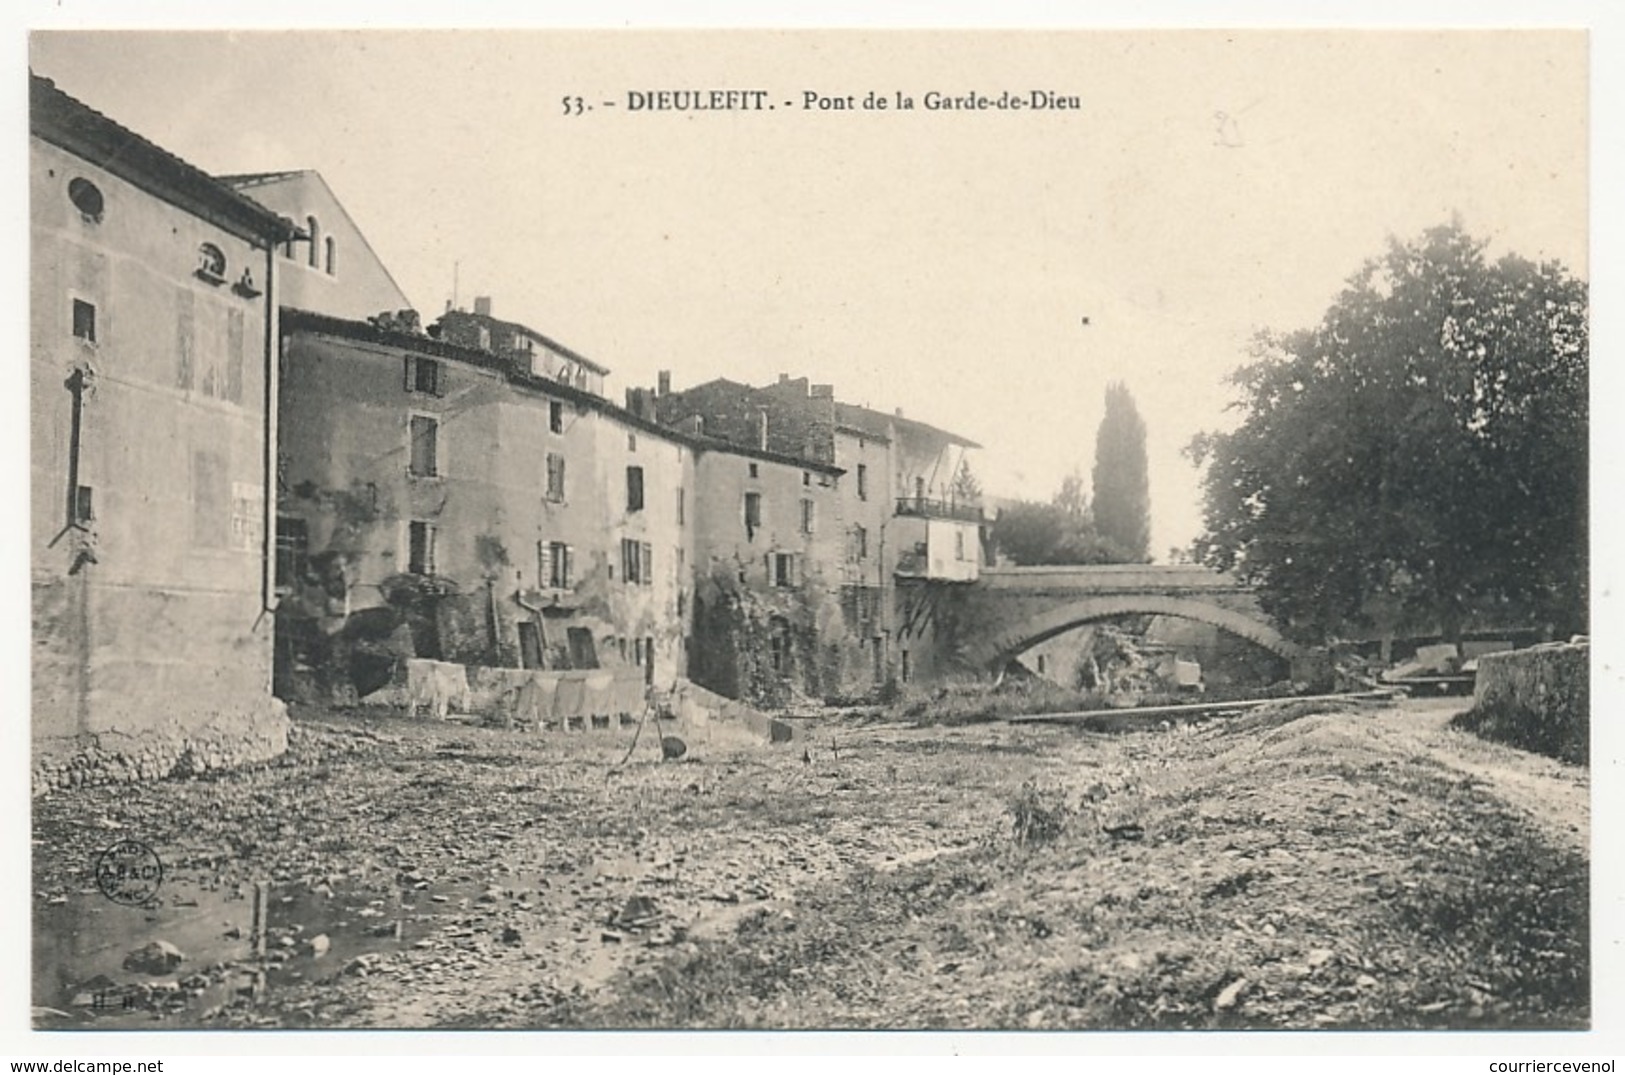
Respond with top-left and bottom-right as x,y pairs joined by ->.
977,564 -> 1248,595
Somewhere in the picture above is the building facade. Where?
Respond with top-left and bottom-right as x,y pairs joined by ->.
30,75 -> 298,789
275,311 -> 695,700
686,437 -> 849,706
654,373 -> 985,695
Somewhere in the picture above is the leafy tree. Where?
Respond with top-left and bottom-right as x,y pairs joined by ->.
989,472 -> 1132,565
989,499 -> 1076,566
1053,468 -> 1087,520
1187,221 -> 1587,644
1091,382 -> 1151,561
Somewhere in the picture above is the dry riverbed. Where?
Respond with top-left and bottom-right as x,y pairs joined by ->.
32,696 -> 1588,1030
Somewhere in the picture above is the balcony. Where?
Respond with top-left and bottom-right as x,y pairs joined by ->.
894,496 -> 984,523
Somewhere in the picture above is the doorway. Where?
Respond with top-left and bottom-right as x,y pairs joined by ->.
517,621 -> 543,670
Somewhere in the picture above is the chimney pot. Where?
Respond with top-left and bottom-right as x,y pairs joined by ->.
657,370 -> 672,397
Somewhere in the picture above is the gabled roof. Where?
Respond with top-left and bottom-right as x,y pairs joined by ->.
218,169 -> 415,311
30,73 -> 299,244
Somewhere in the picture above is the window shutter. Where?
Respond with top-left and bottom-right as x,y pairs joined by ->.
433,361 -> 447,398
538,540 -> 553,589
563,544 -> 575,588
403,355 -> 414,392
641,542 -> 653,587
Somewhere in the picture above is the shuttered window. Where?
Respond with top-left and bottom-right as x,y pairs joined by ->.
545,453 -> 566,502
404,356 -> 445,396
621,539 -> 653,586
538,540 -> 574,589
626,466 -> 645,512
409,415 -> 439,477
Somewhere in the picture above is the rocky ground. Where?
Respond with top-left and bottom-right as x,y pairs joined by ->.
31,695 -> 1589,1031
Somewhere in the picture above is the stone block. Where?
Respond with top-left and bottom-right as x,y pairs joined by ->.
1457,641 -> 1588,765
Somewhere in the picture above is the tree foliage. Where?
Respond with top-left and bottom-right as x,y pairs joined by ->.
990,470 -> 1133,565
1091,381 -> 1151,561
950,457 -> 983,506
1187,222 -> 1587,643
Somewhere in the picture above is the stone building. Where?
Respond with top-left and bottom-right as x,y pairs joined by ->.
29,70 -> 1000,778
653,373 -> 984,694
685,435 -> 848,706
275,310 -> 694,701
30,74 -> 299,790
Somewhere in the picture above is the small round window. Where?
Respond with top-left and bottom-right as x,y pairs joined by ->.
197,243 -> 227,279
68,177 -> 104,220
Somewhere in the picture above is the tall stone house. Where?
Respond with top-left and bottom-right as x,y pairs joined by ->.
30,74 -> 300,790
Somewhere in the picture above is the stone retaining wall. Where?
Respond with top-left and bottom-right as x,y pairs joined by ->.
1455,641 -> 1588,765
32,700 -> 292,797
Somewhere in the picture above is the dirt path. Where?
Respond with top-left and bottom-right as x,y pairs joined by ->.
1362,698 -> 1588,854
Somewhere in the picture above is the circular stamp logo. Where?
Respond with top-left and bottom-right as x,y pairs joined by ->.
93,840 -> 163,906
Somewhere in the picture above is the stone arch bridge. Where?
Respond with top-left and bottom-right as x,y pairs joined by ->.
898,565 -> 1326,683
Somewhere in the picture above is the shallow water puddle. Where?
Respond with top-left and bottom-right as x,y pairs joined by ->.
34,877 -> 414,1027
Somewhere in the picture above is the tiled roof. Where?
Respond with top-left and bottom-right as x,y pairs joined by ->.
667,377 -> 977,449
834,401 -> 981,449
281,308 -> 841,474
31,73 -> 300,244
437,310 -> 612,375
217,170 -> 312,189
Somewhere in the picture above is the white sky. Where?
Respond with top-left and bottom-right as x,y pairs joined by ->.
24,29 -> 1588,557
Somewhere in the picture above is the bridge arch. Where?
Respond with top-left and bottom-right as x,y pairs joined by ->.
972,592 -> 1306,672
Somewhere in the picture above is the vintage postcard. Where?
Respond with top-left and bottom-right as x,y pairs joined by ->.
17,20 -> 1603,1055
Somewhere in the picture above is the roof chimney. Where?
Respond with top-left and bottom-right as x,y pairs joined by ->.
778,373 -> 789,385
894,407 -> 904,418
474,296 -> 492,317
626,387 -> 654,419
657,370 -> 671,397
